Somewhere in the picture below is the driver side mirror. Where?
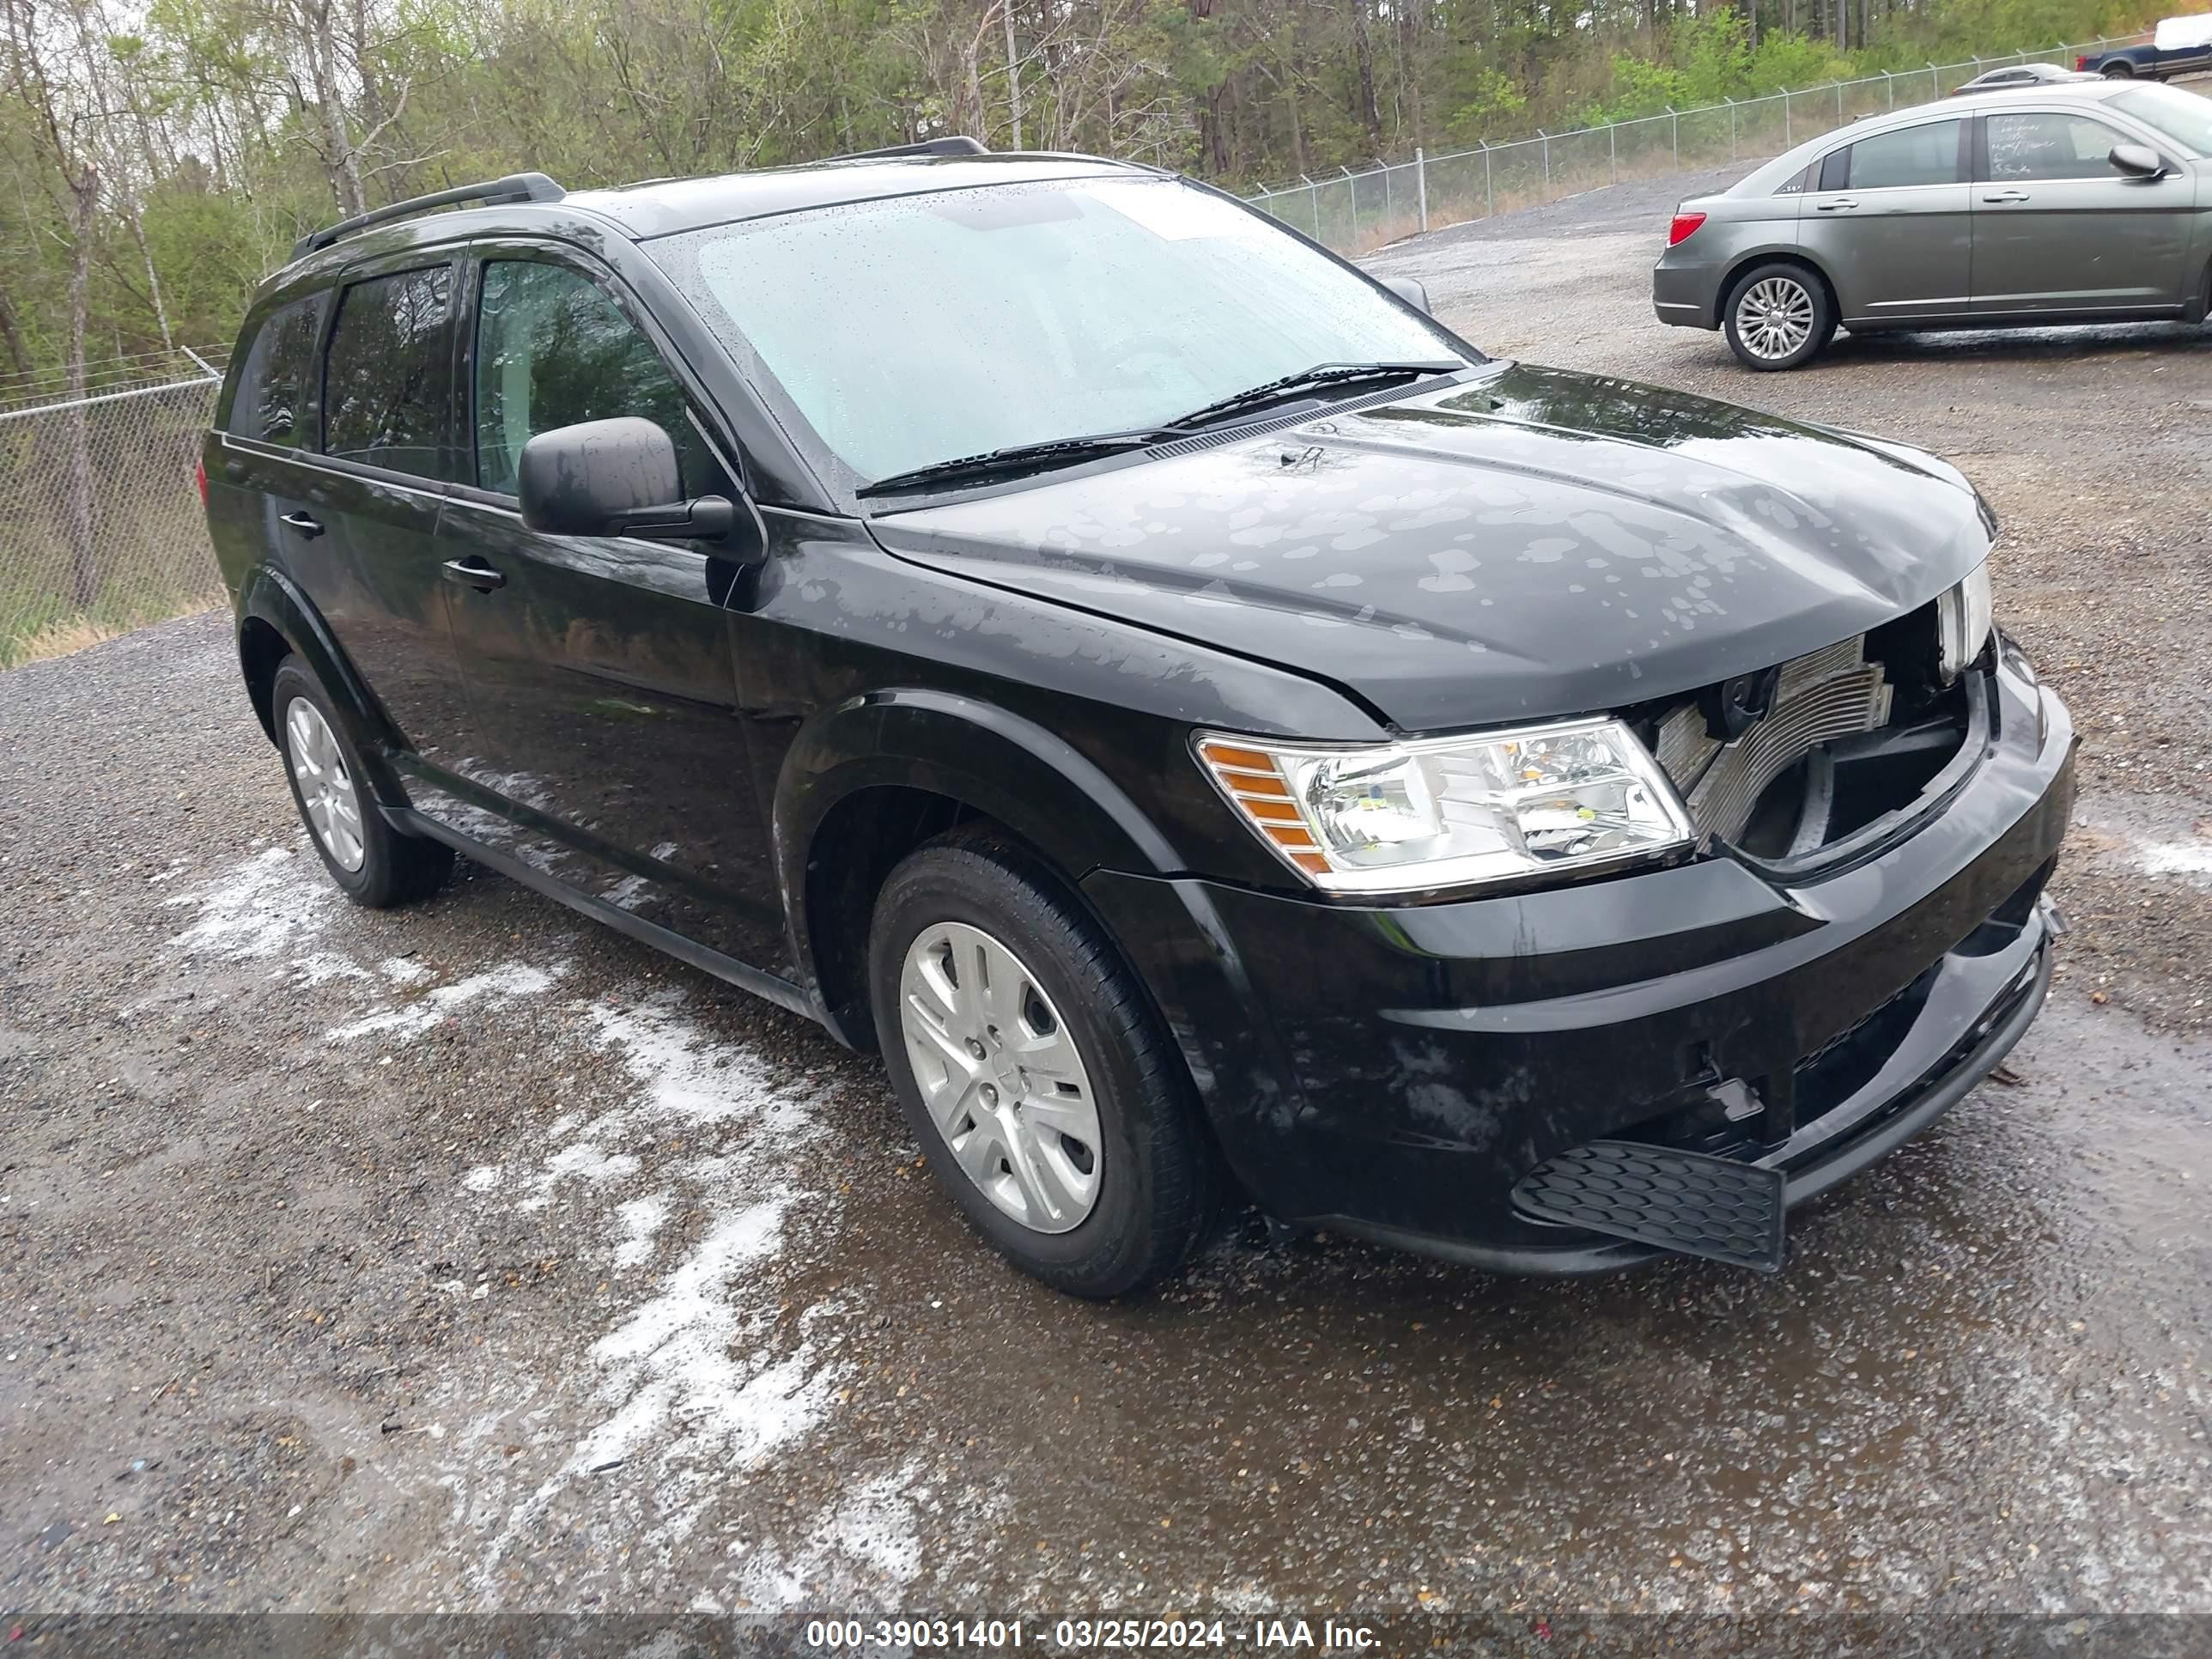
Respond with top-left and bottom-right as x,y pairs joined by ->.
1381,275 -> 1432,315
518,416 -> 740,544
2109,143 -> 2167,179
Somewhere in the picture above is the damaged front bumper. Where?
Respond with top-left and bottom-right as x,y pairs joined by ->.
1084,640 -> 2075,1275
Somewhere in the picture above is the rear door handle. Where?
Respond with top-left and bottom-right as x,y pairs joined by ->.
1982,190 -> 2030,204
1815,198 -> 1858,211
441,556 -> 507,592
279,511 -> 325,538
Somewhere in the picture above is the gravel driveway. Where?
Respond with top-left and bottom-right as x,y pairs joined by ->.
4,169 -> 2210,1648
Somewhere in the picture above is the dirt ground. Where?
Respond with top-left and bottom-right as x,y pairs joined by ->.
3,164 -> 2210,1649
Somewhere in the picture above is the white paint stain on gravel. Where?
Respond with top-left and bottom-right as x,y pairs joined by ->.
436,988 -> 859,1595
2141,841 -> 2212,879
164,847 -> 878,1604
327,961 -> 562,1043
612,1194 -> 669,1268
733,1459 -> 930,1607
167,845 -> 337,964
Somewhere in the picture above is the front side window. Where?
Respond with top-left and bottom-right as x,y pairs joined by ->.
1836,120 -> 1963,190
1987,112 -> 2128,180
322,264 -> 455,480
649,176 -> 1473,488
2108,85 -> 2211,155
227,292 -> 327,447
472,260 -> 726,498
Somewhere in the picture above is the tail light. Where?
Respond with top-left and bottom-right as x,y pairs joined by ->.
2075,54 -> 2087,69
1667,211 -> 1707,247
194,457 -> 208,506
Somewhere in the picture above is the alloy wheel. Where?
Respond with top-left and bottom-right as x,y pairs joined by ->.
1736,277 -> 1815,362
285,697 -> 367,872
896,921 -> 1103,1234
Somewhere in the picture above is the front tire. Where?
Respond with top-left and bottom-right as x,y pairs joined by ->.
271,656 -> 453,908
868,827 -> 1212,1298
1723,263 -> 1835,371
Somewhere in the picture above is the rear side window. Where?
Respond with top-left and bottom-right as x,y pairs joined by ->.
1986,112 -> 2126,180
1829,119 -> 1963,190
322,265 -> 456,480
225,293 -> 326,447
472,259 -> 728,498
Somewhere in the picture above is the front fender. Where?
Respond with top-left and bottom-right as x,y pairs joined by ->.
771,688 -> 1192,1007
775,687 -> 1182,887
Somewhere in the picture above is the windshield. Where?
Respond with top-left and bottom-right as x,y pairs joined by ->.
649,176 -> 1474,488
2110,84 -> 2212,155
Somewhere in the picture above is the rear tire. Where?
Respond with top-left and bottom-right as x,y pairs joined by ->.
868,826 -> 1213,1298
1723,262 -> 1836,371
271,656 -> 453,908
2101,62 -> 2135,77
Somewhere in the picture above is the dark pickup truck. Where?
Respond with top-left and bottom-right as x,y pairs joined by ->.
2079,19 -> 2212,78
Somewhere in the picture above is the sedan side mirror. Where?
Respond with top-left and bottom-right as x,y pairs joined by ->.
2109,143 -> 2166,179
518,416 -> 736,542
1381,275 -> 1432,314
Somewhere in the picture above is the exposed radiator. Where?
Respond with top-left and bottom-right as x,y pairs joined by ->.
1656,637 -> 1893,842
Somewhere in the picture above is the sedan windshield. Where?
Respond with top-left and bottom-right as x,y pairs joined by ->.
2110,84 -> 2212,155
649,176 -> 1474,489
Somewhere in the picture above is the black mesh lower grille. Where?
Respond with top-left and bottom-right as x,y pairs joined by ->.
1512,1140 -> 1787,1273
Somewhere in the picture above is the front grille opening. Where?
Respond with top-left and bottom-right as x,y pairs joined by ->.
1634,599 -> 1972,865
1731,695 -> 1967,860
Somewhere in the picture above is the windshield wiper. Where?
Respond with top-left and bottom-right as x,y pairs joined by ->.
1164,360 -> 1465,433
857,428 -> 1172,497
854,361 -> 1465,498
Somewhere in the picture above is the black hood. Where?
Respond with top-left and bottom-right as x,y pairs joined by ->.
867,362 -> 1990,732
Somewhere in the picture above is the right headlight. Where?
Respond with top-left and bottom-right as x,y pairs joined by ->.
1195,718 -> 1694,897
1937,559 -> 1993,683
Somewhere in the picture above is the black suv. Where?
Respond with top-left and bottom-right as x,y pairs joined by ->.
203,142 -> 2074,1297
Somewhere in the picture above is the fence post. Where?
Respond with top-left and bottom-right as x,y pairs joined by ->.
1835,81 -> 1843,122
1383,159 -> 1394,230
1483,141 -> 1492,218
1783,89 -> 1792,147
1415,147 -> 1428,232
1609,121 -> 1617,185
1342,166 -> 1356,245
1727,97 -> 1737,161
1670,106 -> 1679,167
1303,173 -> 1318,240
1884,70 -> 1893,109
1540,129 -> 1550,192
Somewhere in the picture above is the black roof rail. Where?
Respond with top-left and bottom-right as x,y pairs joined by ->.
834,137 -> 988,162
292,172 -> 566,261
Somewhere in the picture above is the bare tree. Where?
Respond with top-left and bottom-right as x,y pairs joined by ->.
3,0 -> 102,608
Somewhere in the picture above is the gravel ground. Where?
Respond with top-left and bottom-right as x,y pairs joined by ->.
4,166 -> 2211,1648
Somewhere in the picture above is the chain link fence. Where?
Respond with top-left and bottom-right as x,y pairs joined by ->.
1244,33 -> 2152,253
0,365 -> 225,668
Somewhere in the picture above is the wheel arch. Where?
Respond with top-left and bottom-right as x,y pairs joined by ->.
775,690 -> 1186,1048
235,565 -> 408,805
1720,247 -> 1843,328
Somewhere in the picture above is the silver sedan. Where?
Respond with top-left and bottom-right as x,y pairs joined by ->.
1652,80 -> 2212,368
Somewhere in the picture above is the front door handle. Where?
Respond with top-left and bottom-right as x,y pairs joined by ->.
279,511 -> 325,538
441,557 -> 507,592
1982,189 -> 2031,204
1815,198 -> 1859,211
